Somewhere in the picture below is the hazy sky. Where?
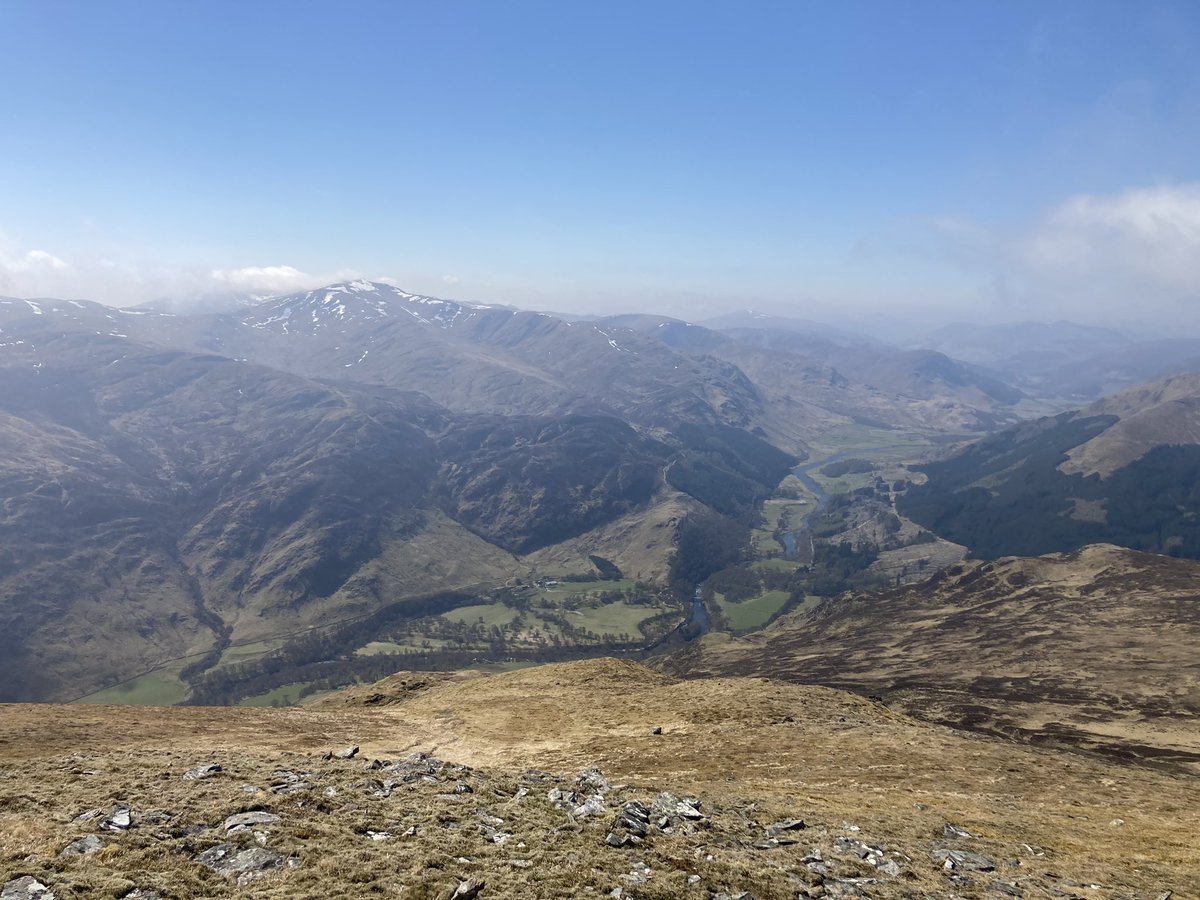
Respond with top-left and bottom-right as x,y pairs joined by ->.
3,0 -> 1200,330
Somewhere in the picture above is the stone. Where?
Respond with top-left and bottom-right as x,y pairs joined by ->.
765,817 -> 806,836
987,881 -> 1022,897
124,892 -> 163,900
334,746 -> 359,760
222,811 -> 281,831
932,848 -> 996,872
58,835 -> 104,858
182,764 -> 222,780
651,726 -> 663,735
573,796 -> 607,818
450,879 -> 485,900
196,844 -> 290,885
576,767 -> 610,793
943,822 -> 974,839
1,877 -> 54,900
100,807 -> 133,831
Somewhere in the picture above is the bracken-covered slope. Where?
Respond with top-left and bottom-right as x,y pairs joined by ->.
0,659 -> 1196,897
898,372 -> 1200,559
663,544 -> 1200,773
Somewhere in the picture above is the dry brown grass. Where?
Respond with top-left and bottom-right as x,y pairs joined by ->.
2,659 -> 1196,898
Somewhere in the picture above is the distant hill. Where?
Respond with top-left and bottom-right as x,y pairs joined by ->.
664,544 -> 1200,772
897,372 -> 1200,559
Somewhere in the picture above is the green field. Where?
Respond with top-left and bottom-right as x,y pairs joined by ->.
567,600 -> 667,638
715,590 -> 792,631
237,683 -> 313,708
214,639 -> 282,670
75,665 -> 189,706
752,558 -> 800,574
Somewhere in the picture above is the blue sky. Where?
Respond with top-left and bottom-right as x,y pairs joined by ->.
3,1 -> 1200,328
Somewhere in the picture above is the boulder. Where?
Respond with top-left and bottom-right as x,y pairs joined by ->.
182,764 -> 222,780
58,835 -> 104,858
221,811 -> 281,831
1,877 -> 54,899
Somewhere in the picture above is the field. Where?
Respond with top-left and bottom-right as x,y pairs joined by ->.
73,663 -> 189,706
442,603 -> 521,627
213,639 -> 283,670
714,589 -> 791,631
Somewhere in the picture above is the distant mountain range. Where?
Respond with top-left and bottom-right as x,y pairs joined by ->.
0,283 -> 1034,702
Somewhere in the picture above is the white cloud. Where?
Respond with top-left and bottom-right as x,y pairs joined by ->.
209,265 -> 337,295
441,274 -> 460,284
0,236 -> 367,308
925,183 -> 1200,328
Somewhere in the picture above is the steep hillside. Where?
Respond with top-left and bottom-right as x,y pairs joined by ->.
898,373 -> 1200,559
664,545 -> 1200,772
0,323 -> 792,703
1,659 -> 1196,897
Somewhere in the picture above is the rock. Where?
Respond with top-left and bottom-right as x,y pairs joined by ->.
613,801 -> 651,837
124,891 -> 163,899
182,764 -> 222,780
99,807 -> 133,831
196,844 -> 290,885
573,796 -> 607,818
576,767 -> 610,793
1,876 -> 55,899
988,881 -> 1022,897
943,821 -> 974,839
334,746 -> 359,760
71,809 -> 104,824
449,879 -> 485,900
454,781 -> 474,794
1109,818 -> 1125,827
221,811 -> 281,831
651,726 -> 663,735
366,831 -> 393,841
932,848 -> 996,872
687,874 -> 701,885
765,817 -> 806,836
58,835 -> 104,857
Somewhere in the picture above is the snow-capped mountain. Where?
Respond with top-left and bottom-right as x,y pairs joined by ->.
242,280 -> 499,334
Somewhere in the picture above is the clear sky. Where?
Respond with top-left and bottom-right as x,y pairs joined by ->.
3,0 -> 1200,330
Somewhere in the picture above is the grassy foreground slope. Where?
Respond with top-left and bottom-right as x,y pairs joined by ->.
1,659 -> 1196,897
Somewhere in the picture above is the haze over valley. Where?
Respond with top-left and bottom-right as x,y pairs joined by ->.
3,2 -> 1200,898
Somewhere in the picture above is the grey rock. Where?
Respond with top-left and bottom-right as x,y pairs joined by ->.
222,811 -> 281,831
1,876 -> 55,899
182,764 -> 222,780
576,767 -> 610,793
123,891 -> 163,900
100,807 -> 133,832
943,821 -> 974,839
765,817 -> 805,836
573,796 -> 607,818
988,881 -> 1022,897
450,879 -> 485,900
932,848 -> 996,872
334,746 -> 359,759
59,835 -> 104,858
71,809 -> 104,824
196,844 -> 291,884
